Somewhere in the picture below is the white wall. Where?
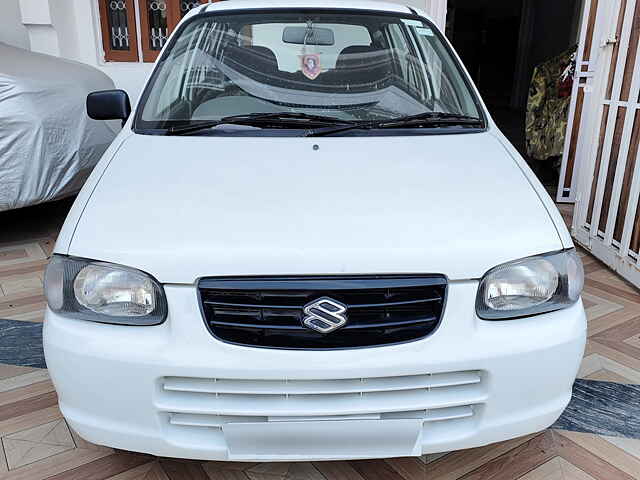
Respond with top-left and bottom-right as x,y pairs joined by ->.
16,0 -> 153,102
53,0 -> 154,101
386,0 -> 447,29
0,0 -> 30,50
19,0 -> 59,56
387,0 -> 427,9
422,0 -> 447,29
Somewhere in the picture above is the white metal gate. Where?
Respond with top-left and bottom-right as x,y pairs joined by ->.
557,0 -> 605,203
571,0 -> 640,287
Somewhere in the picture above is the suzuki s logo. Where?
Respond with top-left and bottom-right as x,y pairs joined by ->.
302,297 -> 348,333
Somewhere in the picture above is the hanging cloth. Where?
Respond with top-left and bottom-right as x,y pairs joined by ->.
525,46 -> 577,162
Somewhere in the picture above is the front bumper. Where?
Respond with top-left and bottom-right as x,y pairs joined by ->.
44,281 -> 586,461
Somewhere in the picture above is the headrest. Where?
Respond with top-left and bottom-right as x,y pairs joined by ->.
336,45 -> 389,69
248,46 -> 278,66
339,45 -> 377,57
224,45 -> 279,74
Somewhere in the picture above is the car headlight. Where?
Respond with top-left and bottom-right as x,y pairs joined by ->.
44,255 -> 167,325
476,249 -> 584,320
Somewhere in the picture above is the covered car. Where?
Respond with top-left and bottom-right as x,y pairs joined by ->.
0,42 -> 116,212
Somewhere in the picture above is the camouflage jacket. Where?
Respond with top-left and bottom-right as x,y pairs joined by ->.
526,46 -> 577,162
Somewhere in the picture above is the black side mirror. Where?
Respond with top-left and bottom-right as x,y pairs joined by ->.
87,90 -> 131,124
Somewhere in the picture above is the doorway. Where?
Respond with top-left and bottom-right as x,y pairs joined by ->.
445,0 -> 584,190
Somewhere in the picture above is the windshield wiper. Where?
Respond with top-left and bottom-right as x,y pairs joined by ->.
305,112 -> 483,137
165,112 -> 354,135
380,112 -> 483,127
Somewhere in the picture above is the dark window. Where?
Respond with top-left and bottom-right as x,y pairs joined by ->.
98,0 -> 139,62
98,0 -> 215,62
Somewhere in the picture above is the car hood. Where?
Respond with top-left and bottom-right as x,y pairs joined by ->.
68,131 -> 563,283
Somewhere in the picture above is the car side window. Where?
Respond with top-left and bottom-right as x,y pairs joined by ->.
144,20 -> 225,120
410,24 -> 475,115
384,23 -> 431,103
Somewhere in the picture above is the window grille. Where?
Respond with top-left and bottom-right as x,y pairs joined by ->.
98,0 -> 140,61
98,0 -> 215,62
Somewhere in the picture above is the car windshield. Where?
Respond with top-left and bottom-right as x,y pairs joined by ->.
135,9 -> 484,134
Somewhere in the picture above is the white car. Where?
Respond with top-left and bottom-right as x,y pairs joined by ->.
43,0 -> 586,462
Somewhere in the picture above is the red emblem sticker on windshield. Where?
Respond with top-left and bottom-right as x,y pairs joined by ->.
301,54 -> 321,80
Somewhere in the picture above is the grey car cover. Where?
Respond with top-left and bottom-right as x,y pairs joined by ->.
0,42 -> 116,211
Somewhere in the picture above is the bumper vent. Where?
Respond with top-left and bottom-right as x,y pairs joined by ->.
197,275 -> 447,349
158,371 -> 485,426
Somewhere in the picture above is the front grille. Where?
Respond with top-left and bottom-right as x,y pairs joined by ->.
197,276 -> 447,349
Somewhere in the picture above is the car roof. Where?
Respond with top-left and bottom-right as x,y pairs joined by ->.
198,0 -> 417,16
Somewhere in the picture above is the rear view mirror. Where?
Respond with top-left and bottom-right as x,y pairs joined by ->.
283,26 -> 335,46
87,90 -> 131,124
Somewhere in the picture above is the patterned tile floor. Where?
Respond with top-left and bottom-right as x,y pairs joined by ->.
1,200 -> 640,478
